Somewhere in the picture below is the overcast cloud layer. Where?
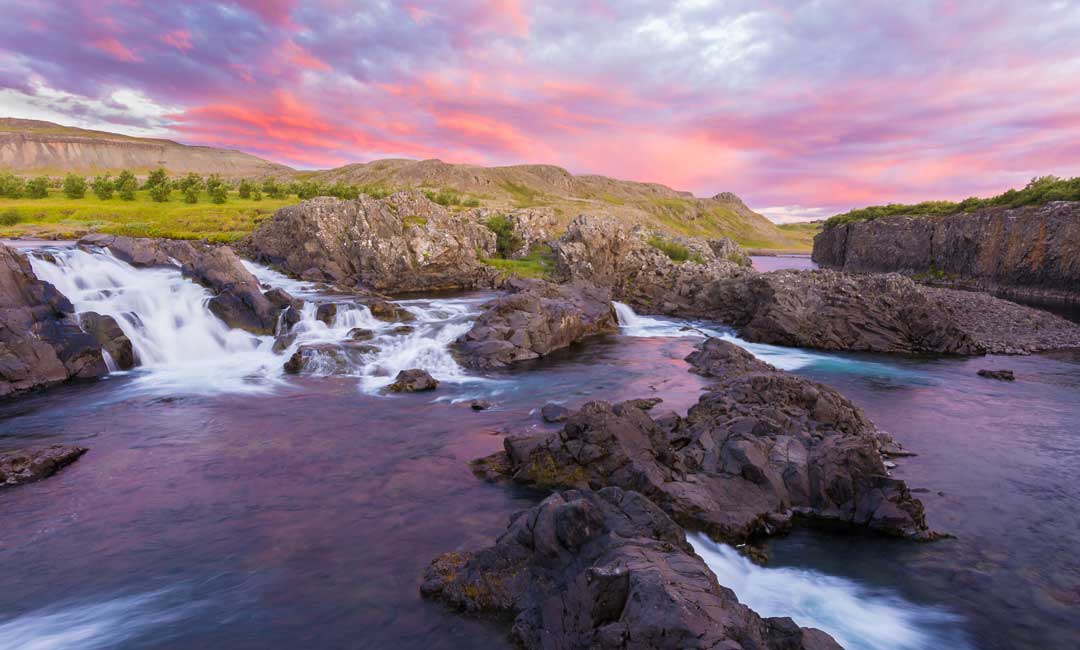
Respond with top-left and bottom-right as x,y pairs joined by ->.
2,0 -> 1079,220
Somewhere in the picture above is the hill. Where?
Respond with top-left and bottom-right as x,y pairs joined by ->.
0,118 -> 809,250
0,118 -> 293,177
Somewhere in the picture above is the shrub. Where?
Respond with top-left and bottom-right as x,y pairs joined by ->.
149,183 -> 170,202
63,173 -> 87,199
179,172 -> 203,192
0,208 -> 20,226
205,174 -> 224,195
296,181 -> 322,199
484,215 -> 524,258
261,179 -> 282,199
0,173 -> 25,198
116,170 -> 137,200
183,185 -> 199,204
238,179 -> 252,199
251,187 -> 262,201
26,176 -> 49,199
91,174 -> 114,200
648,236 -> 702,263
210,184 -> 228,204
144,168 -> 167,190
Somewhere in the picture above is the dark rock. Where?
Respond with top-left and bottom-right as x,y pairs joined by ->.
368,300 -> 415,323
283,343 -> 355,375
541,403 -> 569,423
392,325 -> 415,335
264,287 -> 300,311
348,327 -> 374,341
240,192 -> 499,293
387,368 -> 439,392
422,487 -> 841,650
470,399 -> 493,411
1,445 -> 87,488
0,244 -> 108,397
272,333 -> 296,354
79,312 -> 137,369
454,279 -> 618,369
813,201 -> 1080,304
480,338 -> 935,543
315,302 -> 338,325
281,305 -> 303,331
978,369 -> 1016,381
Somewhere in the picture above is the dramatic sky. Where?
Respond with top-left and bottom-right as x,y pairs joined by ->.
2,1 -> 1079,221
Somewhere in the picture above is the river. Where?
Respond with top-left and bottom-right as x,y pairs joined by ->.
0,248 -> 1076,650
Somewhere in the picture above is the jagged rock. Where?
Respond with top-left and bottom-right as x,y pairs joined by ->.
468,207 -> 559,257
387,368 -> 439,392
348,328 -> 374,341
813,201 -> 1080,304
79,312 -> 137,369
263,287 -> 300,311
0,244 -> 107,397
541,403 -> 569,423
240,192 -> 500,293
978,369 -> 1015,381
1,445 -> 87,488
550,214 -> 752,315
479,338 -> 934,543
315,302 -> 337,325
422,487 -> 841,650
79,234 -> 282,335
283,343 -> 355,375
368,299 -> 415,323
272,333 -> 296,354
454,278 -> 618,369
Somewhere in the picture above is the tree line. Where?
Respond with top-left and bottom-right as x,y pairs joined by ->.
0,169 -> 481,207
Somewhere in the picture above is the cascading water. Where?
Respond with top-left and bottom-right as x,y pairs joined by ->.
613,301 -> 923,382
27,247 -> 486,396
688,534 -> 972,650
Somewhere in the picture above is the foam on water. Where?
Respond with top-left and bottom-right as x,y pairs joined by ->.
0,589 -> 200,650
614,302 -> 921,381
689,534 -> 971,650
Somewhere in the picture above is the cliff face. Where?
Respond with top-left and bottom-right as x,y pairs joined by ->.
812,201 -> 1080,302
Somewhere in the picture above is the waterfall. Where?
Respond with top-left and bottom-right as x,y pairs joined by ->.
27,248 -> 485,395
689,534 -> 972,650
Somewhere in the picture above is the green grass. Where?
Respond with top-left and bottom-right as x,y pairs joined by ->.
0,189 -> 292,242
824,175 -> 1080,229
647,236 -> 703,263
498,181 -> 547,208
481,246 -> 553,279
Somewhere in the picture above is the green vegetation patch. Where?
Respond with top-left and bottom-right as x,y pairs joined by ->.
498,181 -> 546,208
647,236 -> 703,264
481,246 -> 554,280
825,175 -> 1080,229
483,215 -> 525,258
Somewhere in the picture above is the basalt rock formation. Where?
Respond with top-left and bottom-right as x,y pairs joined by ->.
812,201 -> 1080,304
475,338 -> 932,543
0,244 -> 107,397
79,234 -> 283,335
453,278 -> 618,369
240,192 -> 499,293
0,444 -> 88,488
551,214 -> 752,315
422,487 -> 841,650
79,312 -> 137,370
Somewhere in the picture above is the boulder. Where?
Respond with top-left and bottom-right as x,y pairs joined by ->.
387,368 -> 439,392
1,445 -> 87,488
348,328 -> 374,341
550,214 -> 752,315
478,338 -> 934,543
79,312 -> 137,369
0,244 -> 108,397
283,343 -> 357,375
315,302 -> 338,325
79,235 -> 282,335
978,369 -> 1015,381
240,192 -> 500,293
470,399 -> 493,411
422,487 -> 841,650
368,300 -> 415,323
454,279 -> 618,369
541,403 -> 570,423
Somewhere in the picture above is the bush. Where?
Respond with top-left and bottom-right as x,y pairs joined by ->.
484,215 -> 524,258
327,181 -> 359,200
648,236 -> 702,263
0,208 -> 20,226
26,176 -> 49,199
183,185 -> 199,204
205,174 -> 224,195
62,173 -> 87,199
261,179 -> 282,199
149,183 -> 170,202
116,170 -> 137,200
0,173 -> 25,198
178,172 -> 203,193
91,174 -> 114,200
251,187 -> 262,201
144,168 -> 167,190
210,184 -> 228,204
238,179 -> 252,199
296,181 -> 322,199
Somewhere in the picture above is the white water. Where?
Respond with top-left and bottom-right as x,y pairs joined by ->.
0,589 -> 200,650
28,248 -> 484,396
689,535 -> 971,650
613,302 -> 922,381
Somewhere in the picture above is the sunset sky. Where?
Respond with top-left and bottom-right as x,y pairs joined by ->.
2,1 -> 1079,221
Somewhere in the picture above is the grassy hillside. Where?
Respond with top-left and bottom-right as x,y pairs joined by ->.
0,190 -> 290,243
825,175 -> 1080,229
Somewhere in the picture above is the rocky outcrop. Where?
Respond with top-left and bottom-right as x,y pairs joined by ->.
551,214 -> 752,315
79,234 -> 283,335
79,312 -> 137,369
812,202 -> 1080,304
454,278 -> 618,369
387,368 -> 439,392
423,487 -> 840,650
477,338 -> 932,543
1,445 -> 87,487
0,244 -> 107,397
240,192 -> 499,293
469,207 -> 559,257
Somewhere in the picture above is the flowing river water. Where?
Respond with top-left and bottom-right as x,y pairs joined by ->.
0,248 -> 1077,650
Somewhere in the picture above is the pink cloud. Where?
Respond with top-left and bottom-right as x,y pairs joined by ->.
160,30 -> 193,52
90,36 -> 140,62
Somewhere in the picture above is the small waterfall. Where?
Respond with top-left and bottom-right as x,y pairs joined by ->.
28,248 -> 486,395
689,534 -> 972,650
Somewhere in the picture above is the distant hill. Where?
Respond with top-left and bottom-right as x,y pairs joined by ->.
0,118 -> 807,249
0,118 -> 293,177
